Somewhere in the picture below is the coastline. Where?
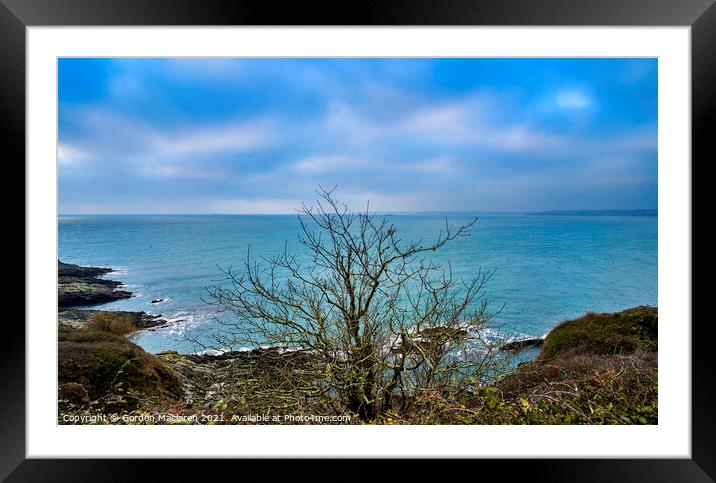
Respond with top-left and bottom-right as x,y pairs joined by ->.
58,260 -> 167,333
58,260 -> 133,308
56,261 -> 658,425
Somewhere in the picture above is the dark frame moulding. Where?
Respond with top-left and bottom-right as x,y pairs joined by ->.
1,0 -> 714,480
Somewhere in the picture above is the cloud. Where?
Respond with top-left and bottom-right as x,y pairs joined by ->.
163,58 -> 247,80
319,95 -> 560,154
60,108 -> 278,169
58,143 -> 90,166
614,131 -> 658,151
619,60 -> 656,84
487,126 -> 562,152
319,190 -> 443,213
108,73 -> 144,100
206,197 -> 303,214
400,101 -> 476,143
145,165 -> 226,179
58,59 -> 657,214
320,103 -> 386,147
287,154 -> 460,180
404,107 -> 561,152
291,155 -> 365,174
556,90 -> 592,109
150,119 -> 276,158
408,156 -> 458,174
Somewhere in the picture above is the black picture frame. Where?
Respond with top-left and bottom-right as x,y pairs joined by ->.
2,0 -> 714,480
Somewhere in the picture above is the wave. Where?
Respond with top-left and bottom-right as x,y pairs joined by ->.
152,309 -> 220,335
95,266 -> 129,278
194,347 -> 232,356
161,313 -> 196,334
120,283 -> 141,290
192,345 -> 303,356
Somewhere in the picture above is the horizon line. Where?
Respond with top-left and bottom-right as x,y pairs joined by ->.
59,208 -> 659,217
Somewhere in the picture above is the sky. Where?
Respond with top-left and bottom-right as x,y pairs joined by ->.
58,58 -> 657,214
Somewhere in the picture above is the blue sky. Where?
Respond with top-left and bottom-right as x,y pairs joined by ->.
58,58 -> 657,214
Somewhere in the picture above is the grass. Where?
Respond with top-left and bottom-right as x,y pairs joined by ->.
539,306 -> 657,360
58,320 -> 183,414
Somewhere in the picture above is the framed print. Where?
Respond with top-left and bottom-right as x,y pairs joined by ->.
2,0 -> 715,480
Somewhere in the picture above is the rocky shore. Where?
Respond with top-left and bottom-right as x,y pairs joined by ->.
57,298 -> 658,425
157,348 -> 319,410
58,260 -> 167,334
58,260 -> 133,308
500,337 -> 544,351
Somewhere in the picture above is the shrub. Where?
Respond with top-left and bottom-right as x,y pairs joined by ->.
84,311 -> 138,336
376,307 -> 659,425
539,306 -> 657,360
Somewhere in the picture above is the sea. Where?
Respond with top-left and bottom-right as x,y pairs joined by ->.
58,213 -> 657,355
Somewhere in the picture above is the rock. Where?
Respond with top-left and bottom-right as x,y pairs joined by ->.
58,260 -> 113,278
58,260 -> 133,308
158,347 -> 319,408
500,337 -> 544,352
150,299 -> 165,304
418,326 -> 468,340
390,326 -> 468,354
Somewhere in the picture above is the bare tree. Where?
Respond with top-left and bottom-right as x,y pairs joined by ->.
204,187 -> 503,421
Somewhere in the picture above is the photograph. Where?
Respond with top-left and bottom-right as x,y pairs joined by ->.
0,0 -> 711,473
56,57 -> 659,426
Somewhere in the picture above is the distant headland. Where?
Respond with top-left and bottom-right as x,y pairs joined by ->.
530,209 -> 657,217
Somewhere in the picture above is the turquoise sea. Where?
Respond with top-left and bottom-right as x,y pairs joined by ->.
58,214 -> 657,354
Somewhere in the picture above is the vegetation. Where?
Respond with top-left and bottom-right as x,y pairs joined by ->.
539,306 -> 657,360
202,187 -> 505,421
58,318 -> 183,414
370,306 -> 658,424
83,311 -> 139,336
57,306 -> 658,425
